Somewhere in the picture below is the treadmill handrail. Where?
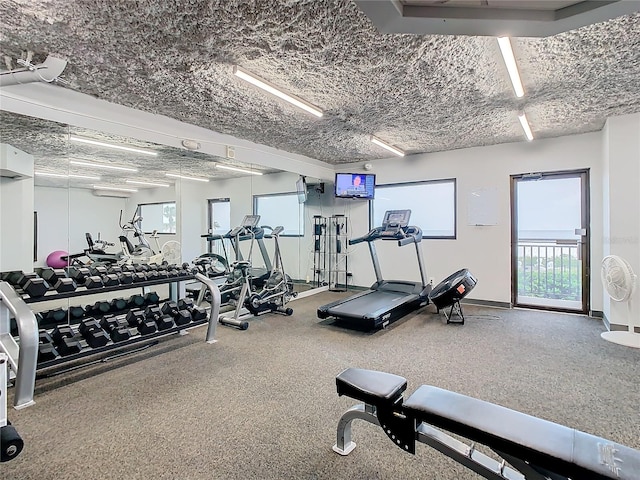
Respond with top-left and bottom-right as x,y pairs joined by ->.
349,225 -> 422,245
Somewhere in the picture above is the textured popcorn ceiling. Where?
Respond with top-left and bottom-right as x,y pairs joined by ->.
1,0 -> 639,167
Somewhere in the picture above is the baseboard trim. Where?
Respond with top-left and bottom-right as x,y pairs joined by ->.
460,298 -> 511,309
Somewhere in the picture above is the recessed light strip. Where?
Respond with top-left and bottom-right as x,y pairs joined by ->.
165,173 -> 209,183
69,135 -> 158,156
216,164 -> 263,176
370,136 -> 405,157
233,65 -> 323,118
125,179 -> 171,188
93,185 -> 138,192
70,160 -> 138,172
497,37 -> 524,98
518,112 -> 534,141
35,171 -> 101,180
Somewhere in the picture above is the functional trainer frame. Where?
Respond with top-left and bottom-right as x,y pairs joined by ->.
333,368 -> 640,480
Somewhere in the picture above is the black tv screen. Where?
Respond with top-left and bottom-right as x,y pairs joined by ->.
335,173 -> 375,199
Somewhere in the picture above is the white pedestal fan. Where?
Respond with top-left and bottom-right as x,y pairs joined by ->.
601,255 -> 639,348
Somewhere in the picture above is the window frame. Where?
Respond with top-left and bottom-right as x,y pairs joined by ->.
252,191 -> 305,237
369,178 -> 457,239
136,201 -> 177,235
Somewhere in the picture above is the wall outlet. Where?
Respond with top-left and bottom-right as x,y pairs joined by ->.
428,277 -> 434,285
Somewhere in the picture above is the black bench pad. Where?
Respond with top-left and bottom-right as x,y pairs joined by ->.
404,385 -> 640,480
336,368 -> 407,406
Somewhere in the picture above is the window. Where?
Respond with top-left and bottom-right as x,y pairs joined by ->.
371,179 -> 456,238
208,198 -> 231,235
253,192 -> 304,236
137,202 -> 177,234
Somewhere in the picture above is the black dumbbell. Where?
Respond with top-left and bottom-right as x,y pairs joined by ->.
39,268 -> 66,284
51,325 -> 85,356
126,309 -> 157,335
144,305 -> 174,331
43,308 -> 68,323
166,268 -> 179,278
102,273 -> 120,286
78,318 -> 111,348
177,298 -> 208,321
127,294 -> 146,308
1,271 -> 20,283
69,305 -> 86,320
38,331 -> 59,362
17,273 -> 50,298
144,292 -> 160,305
119,272 -> 134,284
110,297 -> 128,311
100,316 -> 135,342
132,272 -> 147,283
86,300 -> 111,316
161,301 -> 192,326
85,276 -> 104,289
54,277 -> 77,293
120,264 -> 136,273
107,265 -> 122,275
155,269 -> 169,280
135,264 -> 149,272
146,270 -> 160,281
90,265 -> 108,276
16,272 -> 38,288
67,266 -> 91,285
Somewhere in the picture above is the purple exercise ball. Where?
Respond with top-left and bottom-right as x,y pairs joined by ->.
46,250 -> 69,268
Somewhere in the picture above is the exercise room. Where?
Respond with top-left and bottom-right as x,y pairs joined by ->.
1,2 -> 639,479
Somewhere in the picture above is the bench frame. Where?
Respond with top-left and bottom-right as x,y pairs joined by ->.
333,401 -> 542,480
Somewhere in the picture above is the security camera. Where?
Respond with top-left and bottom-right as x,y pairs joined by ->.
364,163 -> 373,171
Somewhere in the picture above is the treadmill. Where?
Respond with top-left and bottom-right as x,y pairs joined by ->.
317,209 -> 431,330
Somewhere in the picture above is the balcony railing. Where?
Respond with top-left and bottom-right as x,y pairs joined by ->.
517,239 -> 581,303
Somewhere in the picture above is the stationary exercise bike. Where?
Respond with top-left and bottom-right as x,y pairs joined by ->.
118,210 -> 181,265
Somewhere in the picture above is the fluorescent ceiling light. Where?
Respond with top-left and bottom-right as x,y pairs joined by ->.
69,135 -> 158,156
125,179 -> 170,188
216,164 -> 263,176
35,171 -> 100,180
518,112 -> 534,141
93,185 -> 138,192
497,37 -> 524,98
70,159 -> 138,172
370,136 -> 405,157
233,65 -> 323,118
165,173 -> 209,183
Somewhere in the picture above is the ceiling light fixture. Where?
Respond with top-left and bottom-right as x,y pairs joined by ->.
70,160 -> 138,172
125,179 -> 170,188
69,135 -> 158,156
370,136 -> 405,157
35,171 -> 100,180
92,185 -> 138,192
233,65 -> 323,118
216,164 -> 263,176
518,112 -> 534,141
165,173 -> 209,183
497,37 -> 524,98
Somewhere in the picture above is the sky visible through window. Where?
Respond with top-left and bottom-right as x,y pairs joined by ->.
517,177 -> 581,240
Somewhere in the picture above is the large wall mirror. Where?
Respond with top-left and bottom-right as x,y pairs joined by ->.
1,111 -> 337,312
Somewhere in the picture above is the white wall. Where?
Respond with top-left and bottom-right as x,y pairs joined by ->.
33,186 -> 127,267
602,113 -> 640,329
337,132 -> 604,309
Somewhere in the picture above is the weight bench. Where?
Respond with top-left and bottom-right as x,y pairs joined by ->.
332,368 -> 640,480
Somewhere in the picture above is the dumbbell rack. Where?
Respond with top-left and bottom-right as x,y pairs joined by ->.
0,273 -> 220,410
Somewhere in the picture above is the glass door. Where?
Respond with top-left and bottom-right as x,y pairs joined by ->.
511,170 -> 590,313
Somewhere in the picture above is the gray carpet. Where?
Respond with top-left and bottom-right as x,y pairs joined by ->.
5,291 -> 640,479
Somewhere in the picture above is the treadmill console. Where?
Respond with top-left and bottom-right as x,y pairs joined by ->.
241,215 -> 261,227
381,210 -> 411,237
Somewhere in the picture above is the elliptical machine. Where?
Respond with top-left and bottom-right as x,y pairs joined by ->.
118,210 -> 181,265
219,224 -> 296,330
246,226 -> 296,316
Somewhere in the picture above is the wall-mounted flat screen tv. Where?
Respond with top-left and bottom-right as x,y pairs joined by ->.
334,173 -> 375,199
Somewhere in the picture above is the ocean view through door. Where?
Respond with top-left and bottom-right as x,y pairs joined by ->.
511,170 -> 590,313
